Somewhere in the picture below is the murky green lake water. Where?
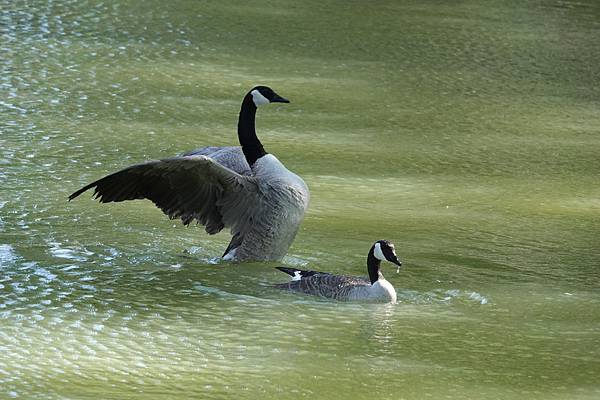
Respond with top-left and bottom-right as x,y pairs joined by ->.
2,0 -> 599,398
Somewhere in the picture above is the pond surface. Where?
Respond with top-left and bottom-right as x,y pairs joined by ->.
1,0 -> 599,399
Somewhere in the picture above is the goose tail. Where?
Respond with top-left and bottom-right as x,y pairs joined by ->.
276,266 -> 321,281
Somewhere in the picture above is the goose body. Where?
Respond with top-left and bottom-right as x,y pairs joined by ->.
183,146 -> 251,176
69,86 -> 309,261
275,240 -> 401,303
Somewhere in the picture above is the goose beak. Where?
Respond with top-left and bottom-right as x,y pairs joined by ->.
391,258 -> 402,267
271,94 -> 290,103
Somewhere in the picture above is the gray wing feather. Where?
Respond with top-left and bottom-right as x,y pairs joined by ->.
276,275 -> 370,300
69,155 -> 260,235
183,146 -> 251,176
217,178 -> 263,240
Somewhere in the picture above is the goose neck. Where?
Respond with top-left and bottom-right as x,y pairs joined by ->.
238,94 -> 267,166
367,248 -> 383,284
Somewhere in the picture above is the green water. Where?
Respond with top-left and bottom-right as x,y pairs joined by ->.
2,0 -> 599,398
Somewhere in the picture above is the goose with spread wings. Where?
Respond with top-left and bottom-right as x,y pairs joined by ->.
69,86 -> 309,261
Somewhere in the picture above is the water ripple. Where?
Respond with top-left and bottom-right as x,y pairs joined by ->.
0,244 -> 18,266
2,0 -> 599,398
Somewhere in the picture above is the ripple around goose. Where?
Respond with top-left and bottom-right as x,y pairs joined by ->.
69,86 -> 310,261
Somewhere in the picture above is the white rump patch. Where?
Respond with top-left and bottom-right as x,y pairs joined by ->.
292,271 -> 303,281
373,242 -> 385,261
222,248 -> 237,261
251,89 -> 270,106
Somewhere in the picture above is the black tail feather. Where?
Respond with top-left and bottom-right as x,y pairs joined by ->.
275,266 -> 324,279
276,266 -> 302,276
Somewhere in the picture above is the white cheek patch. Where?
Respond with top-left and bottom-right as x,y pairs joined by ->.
251,89 -> 270,106
373,242 -> 386,261
292,271 -> 303,281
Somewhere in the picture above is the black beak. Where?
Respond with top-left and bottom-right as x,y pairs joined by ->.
391,258 -> 402,267
271,94 -> 290,103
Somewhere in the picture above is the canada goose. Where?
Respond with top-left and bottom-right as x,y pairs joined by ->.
69,86 -> 309,261
275,240 -> 401,302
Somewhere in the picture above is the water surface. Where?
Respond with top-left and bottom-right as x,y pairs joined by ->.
1,0 -> 599,399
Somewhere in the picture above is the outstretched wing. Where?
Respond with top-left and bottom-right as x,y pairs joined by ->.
69,155 -> 260,235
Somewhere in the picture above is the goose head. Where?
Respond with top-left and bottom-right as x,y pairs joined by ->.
250,86 -> 290,107
373,240 -> 402,268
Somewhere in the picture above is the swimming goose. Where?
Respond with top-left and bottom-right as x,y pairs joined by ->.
69,86 -> 310,261
275,240 -> 401,302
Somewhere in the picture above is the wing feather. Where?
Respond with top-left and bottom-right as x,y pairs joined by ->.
276,274 -> 370,299
183,146 -> 251,176
69,155 -> 260,235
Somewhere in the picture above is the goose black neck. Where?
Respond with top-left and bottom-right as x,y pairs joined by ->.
367,247 -> 383,284
238,94 -> 267,166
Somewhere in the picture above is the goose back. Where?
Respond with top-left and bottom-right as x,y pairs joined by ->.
275,273 -> 396,302
184,146 -> 251,176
